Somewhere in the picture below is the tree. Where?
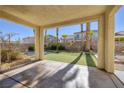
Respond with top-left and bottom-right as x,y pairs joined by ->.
85,22 -> 91,52
62,34 -> 68,43
45,29 -> 47,46
44,29 -> 48,50
56,28 -> 59,53
0,31 -> 2,65
0,32 -> 18,62
0,31 -> 6,42
89,30 -> 94,50
80,24 -> 84,51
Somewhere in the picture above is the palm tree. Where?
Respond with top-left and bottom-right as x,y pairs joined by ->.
45,29 -> 47,43
0,31 -> 2,65
62,34 -> 68,44
44,29 -> 47,49
80,24 -> 84,51
85,22 -> 90,52
56,28 -> 59,53
90,30 -> 94,50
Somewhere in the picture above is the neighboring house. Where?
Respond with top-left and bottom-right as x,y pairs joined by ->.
21,36 -> 35,44
20,37 -> 35,52
74,30 -> 98,42
61,35 -> 74,43
21,35 -> 57,45
115,31 -> 124,53
74,32 -> 84,41
115,31 -> 124,38
92,30 -> 98,41
60,30 -> 98,43
115,31 -> 124,36
45,35 -> 57,45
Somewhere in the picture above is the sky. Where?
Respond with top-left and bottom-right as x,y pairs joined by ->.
0,6 -> 124,40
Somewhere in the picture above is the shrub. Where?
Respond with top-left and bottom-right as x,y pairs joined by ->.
115,37 -> 124,41
1,49 -> 21,63
44,44 -> 51,50
10,51 -> 21,60
1,50 -> 8,62
44,44 -> 47,50
50,44 -> 57,50
58,44 -> 65,50
49,43 -> 65,50
28,45 -> 35,51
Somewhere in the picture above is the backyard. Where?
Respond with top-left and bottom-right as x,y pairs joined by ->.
45,51 -> 97,67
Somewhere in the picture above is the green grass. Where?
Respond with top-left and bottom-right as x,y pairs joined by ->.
44,51 -> 97,67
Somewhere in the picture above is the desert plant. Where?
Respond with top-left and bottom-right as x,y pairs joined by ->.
1,50 -> 8,62
10,51 -> 21,60
1,49 -> 22,63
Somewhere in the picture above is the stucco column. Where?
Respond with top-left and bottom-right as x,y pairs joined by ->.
97,15 -> 105,69
34,27 -> 44,60
104,10 -> 115,73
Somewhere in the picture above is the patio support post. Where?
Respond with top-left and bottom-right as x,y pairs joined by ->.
97,15 -> 105,69
104,6 -> 119,73
34,27 -> 44,60
105,13 -> 114,73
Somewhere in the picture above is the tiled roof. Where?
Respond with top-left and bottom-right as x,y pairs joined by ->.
74,30 -> 98,34
115,31 -> 124,35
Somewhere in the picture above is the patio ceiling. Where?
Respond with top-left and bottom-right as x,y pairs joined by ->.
0,5 -> 111,28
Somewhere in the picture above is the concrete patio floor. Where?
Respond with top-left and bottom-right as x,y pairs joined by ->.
115,70 -> 124,84
0,60 -> 124,88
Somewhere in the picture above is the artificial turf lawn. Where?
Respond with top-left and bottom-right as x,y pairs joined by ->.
45,51 -> 97,67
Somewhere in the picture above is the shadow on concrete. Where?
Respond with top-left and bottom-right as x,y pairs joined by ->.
84,52 -> 116,88
85,52 -> 97,87
0,52 -> 83,88
85,52 -> 96,67
35,52 -> 83,87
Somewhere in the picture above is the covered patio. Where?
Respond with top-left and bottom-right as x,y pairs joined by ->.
0,5 -> 123,88
0,60 -> 123,88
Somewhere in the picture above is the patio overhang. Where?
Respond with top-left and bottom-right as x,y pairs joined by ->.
0,10 -> 39,28
0,5 -> 121,73
0,5 -> 109,28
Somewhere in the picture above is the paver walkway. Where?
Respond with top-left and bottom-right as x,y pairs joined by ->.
0,60 -> 124,88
